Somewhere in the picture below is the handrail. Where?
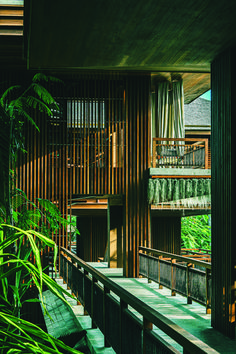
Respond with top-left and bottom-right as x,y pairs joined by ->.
152,137 -> 209,169
139,247 -> 212,314
139,246 -> 211,269
60,247 -> 218,354
181,248 -> 211,255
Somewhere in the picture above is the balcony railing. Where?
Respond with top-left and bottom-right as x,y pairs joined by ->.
60,247 -> 217,354
139,247 -> 211,314
152,138 -> 209,169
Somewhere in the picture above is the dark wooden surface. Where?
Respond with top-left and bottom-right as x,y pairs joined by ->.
211,47 -> 236,339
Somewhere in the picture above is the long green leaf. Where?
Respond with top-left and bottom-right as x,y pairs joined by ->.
37,198 -> 61,217
9,98 -> 40,131
31,83 -> 58,107
0,313 -> 82,353
0,227 -> 23,251
32,73 -> 63,85
0,85 -> 21,107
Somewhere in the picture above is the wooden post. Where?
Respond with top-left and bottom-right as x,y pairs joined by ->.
143,317 -> 153,354
147,251 -> 152,283
186,263 -> 192,304
104,286 -> 110,348
204,138 -> 209,169
91,276 -> 98,329
158,256 -> 163,289
83,270 -> 89,316
206,268 -> 211,314
152,139 -> 156,167
171,259 -> 176,296
119,300 -> 128,354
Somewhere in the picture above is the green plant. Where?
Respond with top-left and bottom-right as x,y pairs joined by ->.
0,225 -> 82,354
0,73 -> 60,224
0,75 -> 83,353
10,188 -> 80,242
181,214 -> 211,250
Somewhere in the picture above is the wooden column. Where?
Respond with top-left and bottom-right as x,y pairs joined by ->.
123,74 -> 151,277
211,47 -> 236,338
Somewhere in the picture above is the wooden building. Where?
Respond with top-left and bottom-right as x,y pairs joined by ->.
0,0 -> 236,338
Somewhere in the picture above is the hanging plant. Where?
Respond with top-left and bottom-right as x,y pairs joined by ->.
147,179 -> 155,204
153,179 -> 161,204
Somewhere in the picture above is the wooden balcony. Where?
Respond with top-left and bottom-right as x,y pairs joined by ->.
152,137 -> 210,170
149,138 -> 211,211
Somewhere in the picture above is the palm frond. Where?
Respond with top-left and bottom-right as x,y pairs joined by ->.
26,95 -> 54,116
0,85 -> 21,108
30,83 -> 59,110
8,99 -> 40,131
37,199 -> 61,217
32,73 -> 63,85
12,193 -> 26,209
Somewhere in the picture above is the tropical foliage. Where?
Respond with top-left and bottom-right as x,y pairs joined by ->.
0,73 -> 60,223
181,214 -> 211,250
0,224 -> 82,354
0,74 -> 82,353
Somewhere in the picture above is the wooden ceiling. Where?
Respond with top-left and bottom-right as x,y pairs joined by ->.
3,1 -> 236,101
151,72 -> 210,103
26,0 -> 236,72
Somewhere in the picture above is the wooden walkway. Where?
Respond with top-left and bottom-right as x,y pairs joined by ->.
88,263 -> 236,354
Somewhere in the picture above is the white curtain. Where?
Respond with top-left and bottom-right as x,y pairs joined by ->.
152,79 -> 184,139
152,79 -> 184,156
172,80 -> 184,141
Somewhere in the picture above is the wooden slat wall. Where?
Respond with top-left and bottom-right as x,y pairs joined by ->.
2,70 -> 151,277
211,48 -> 236,338
151,217 -> 181,255
64,73 -> 125,196
77,216 -> 107,262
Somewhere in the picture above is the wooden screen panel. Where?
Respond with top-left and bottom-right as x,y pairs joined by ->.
151,216 -> 181,255
4,70 -> 152,278
65,73 -> 125,197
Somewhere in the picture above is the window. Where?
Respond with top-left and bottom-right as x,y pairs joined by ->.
67,100 -> 105,128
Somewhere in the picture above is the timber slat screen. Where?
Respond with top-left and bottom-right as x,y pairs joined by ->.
12,71 -> 151,277
139,247 -> 211,314
152,138 -> 209,169
60,247 -> 218,354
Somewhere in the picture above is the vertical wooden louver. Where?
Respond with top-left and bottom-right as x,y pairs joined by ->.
7,70 -> 151,277
64,73 -> 125,197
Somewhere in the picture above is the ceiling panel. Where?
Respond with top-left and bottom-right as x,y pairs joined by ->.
26,0 -> 236,73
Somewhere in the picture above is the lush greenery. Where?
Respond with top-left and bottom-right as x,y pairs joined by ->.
0,74 -> 82,353
181,214 -> 211,250
0,224 -> 81,354
0,73 -> 60,222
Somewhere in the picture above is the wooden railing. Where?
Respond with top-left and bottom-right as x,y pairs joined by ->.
139,247 -> 211,314
59,247 -> 218,354
181,248 -> 211,261
152,138 -> 209,169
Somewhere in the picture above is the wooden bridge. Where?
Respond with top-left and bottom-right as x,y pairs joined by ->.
58,247 -> 236,354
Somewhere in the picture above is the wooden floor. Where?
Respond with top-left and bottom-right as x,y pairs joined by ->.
88,263 -> 236,354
